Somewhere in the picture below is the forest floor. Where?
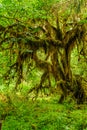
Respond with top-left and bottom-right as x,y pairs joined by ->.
0,92 -> 87,130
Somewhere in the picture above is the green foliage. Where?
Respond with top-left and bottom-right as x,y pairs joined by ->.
71,47 -> 87,77
0,93 -> 87,130
0,0 -> 60,26
0,0 -> 87,129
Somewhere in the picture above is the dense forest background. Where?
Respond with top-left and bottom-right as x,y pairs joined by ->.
0,0 -> 87,130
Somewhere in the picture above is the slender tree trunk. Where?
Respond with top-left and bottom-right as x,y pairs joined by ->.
0,121 -> 2,130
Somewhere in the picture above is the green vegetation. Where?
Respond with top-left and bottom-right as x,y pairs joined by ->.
0,0 -> 87,129
0,93 -> 87,130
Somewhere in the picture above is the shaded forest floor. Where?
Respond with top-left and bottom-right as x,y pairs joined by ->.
0,92 -> 87,130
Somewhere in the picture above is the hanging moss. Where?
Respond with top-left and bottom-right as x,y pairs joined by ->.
0,18 -> 87,104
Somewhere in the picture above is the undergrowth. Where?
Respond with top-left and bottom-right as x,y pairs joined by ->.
0,91 -> 87,130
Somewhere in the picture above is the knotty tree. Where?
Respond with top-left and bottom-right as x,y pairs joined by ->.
0,0 -> 87,103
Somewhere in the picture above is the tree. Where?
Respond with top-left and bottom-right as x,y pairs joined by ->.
0,0 -> 87,103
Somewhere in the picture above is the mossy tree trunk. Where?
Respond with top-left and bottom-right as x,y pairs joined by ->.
0,17 -> 87,104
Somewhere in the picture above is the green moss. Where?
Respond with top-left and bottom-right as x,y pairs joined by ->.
0,94 -> 87,130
